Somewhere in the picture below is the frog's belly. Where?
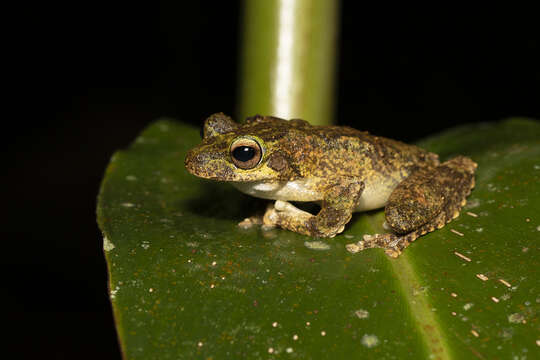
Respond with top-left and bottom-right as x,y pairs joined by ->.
232,178 -> 397,212
354,181 -> 394,211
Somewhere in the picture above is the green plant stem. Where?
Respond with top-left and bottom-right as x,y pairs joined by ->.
238,0 -> 339,125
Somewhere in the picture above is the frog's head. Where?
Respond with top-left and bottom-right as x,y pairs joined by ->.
185,113 -> 314,182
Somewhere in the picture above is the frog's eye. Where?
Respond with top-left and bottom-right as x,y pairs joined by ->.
230,138 -> 263,169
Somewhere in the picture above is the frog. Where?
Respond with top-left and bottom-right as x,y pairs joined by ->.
184,112 -> 477,257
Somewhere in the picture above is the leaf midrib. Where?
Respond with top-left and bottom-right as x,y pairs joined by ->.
364,213 -> 452,360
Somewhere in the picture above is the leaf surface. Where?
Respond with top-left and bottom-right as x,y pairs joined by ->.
98,119 -> 540,359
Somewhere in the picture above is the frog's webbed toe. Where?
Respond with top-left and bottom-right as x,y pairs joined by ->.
357,211 -> 448,258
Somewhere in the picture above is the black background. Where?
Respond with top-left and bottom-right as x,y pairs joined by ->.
5,2 -> 538,359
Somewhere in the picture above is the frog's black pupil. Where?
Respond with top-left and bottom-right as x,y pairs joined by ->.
232,146 -> 256,162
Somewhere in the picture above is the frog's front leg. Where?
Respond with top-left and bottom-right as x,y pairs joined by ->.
359,156 -> 477,257
264,179 -> 364,238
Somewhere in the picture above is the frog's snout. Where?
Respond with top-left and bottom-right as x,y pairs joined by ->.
185,148 -> 235,180
184,149 -> 203,176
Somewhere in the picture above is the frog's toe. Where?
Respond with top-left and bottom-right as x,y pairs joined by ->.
263,205 -> 280,226
274,200 -> 290,211
238,215 -> 263,229
273,200 -> 313,220
384,248 -> 401,258
324,225 -> 345,238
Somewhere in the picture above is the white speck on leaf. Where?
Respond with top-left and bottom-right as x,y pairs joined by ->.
464,303 -> 474,311
355,309 -> 369,319
508,313 -> 525,323
464,198 -> 480,209
361,334 -> 379,348
476,274 -> 489,281
125,175 -> 137,181
450,229 -> 464,236
454,251 -> 471,262
121,202 -> 135,208
103,236 -> 115,252
110,285 -> 120,300
304,241 -> 330,250
487,183 -> 498,192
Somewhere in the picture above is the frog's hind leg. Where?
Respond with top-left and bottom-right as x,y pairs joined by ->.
360,156 -> 477,258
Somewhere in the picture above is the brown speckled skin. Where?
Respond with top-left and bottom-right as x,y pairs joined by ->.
185,113 -> 477,257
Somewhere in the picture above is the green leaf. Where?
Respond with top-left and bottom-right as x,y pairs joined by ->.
97,118 -> 540,359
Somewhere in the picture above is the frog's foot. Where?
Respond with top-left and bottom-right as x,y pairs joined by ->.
356,211 -> 448,258
263,200 -> 326,234
264,180 -> 363,238
355,156 -> 477,258
263,200 -> 311,226
238,214 -> 263,229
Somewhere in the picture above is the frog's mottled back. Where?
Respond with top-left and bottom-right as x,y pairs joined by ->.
185,113 -> 438,184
